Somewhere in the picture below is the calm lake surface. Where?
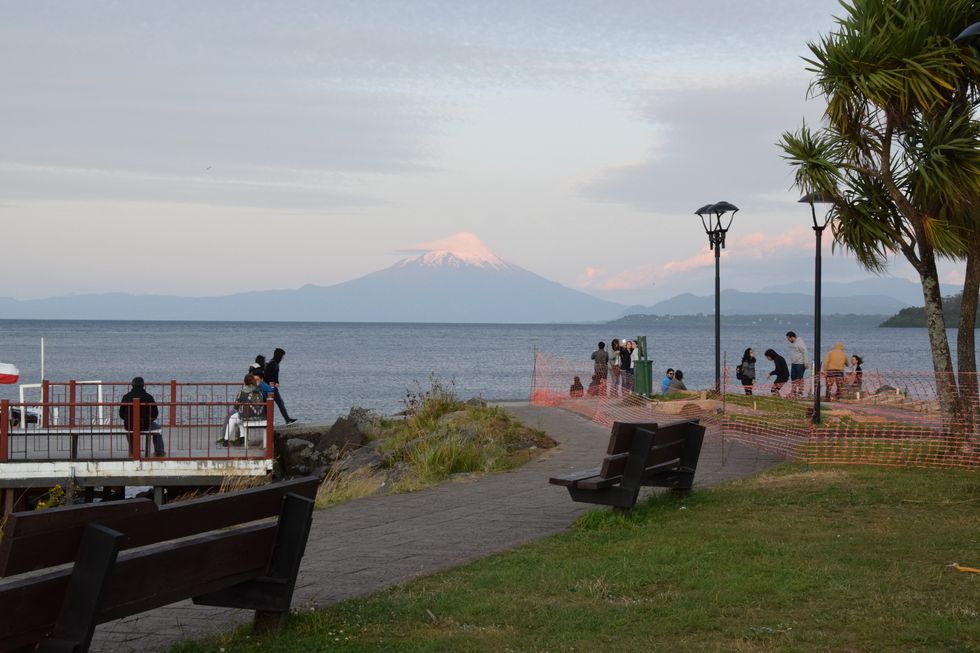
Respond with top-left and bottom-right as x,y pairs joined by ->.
0,320 -> 974,422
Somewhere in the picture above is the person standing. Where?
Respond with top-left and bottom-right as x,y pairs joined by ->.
264,347 -> 297,424
608,339 -> 622,397
765,349 -> 790,396
620,340 -> 635,393
738,348 -> 757,396
592,341 -> 609,380
119,376 -> 163,457
823,342 -> 848,401
785,331 -> 809,398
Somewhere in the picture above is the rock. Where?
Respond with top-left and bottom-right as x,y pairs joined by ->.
875,385 -> 898,395
383,461 -> 411,486
282,439 -> 318,476
338,447 -> 384,474
465,397 -> 487,408
348,406 -> 383,439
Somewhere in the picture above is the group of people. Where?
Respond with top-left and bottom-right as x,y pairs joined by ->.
115,347 -> 297,457
221,347 -> 297,445
571,339 -> 642,398
737,331 -> 863,398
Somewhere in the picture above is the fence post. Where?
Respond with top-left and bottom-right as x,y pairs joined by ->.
42,379 -> 50,427
169,379 -> 177,427
69,380 -> 77,427
132,399 -> 141,461
0,400 -> 9,462
265,396 -> 275,459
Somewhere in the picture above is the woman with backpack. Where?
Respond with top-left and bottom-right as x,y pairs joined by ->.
737,348 -> 756,395
219,374 -> 266,446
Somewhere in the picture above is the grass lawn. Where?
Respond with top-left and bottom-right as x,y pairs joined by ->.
174,465 -> 980,653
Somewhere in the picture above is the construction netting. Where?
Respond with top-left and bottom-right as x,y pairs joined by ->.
531,352 -> 980,470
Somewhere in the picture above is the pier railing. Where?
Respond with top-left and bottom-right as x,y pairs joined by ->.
1,381 -> 275,463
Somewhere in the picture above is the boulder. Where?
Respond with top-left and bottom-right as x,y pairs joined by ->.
282,439 -> 319,477
338,447 -> 384,474
465,397 -> 487,408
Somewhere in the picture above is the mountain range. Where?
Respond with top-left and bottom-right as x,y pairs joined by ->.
2,233 -> 930,323
0,234 -> 621,323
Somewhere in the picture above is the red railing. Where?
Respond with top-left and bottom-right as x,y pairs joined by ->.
2,384 -> 275,464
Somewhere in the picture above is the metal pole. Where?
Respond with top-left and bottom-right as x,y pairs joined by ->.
714,232 -> 721,394
812,206 -> 823,424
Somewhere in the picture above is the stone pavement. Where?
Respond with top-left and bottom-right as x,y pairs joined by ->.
90,404 -> 784,652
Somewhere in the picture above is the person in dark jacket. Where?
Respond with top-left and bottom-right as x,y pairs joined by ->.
263,348 -> 296,424
764,349 -> 789,396
119,376 -> 164,456
739,347 -> 757,395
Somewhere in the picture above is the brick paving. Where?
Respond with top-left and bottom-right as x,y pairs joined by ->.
89,403 -> 784,652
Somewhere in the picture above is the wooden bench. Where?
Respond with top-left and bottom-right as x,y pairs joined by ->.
549,420 -> 705,509
0,476 -> 320,653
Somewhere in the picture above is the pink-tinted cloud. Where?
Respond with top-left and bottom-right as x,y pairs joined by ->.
578,225 -> 831,291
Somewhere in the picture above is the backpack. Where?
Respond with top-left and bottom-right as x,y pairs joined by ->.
735,364 -> 744,380
237,388 -> 266,420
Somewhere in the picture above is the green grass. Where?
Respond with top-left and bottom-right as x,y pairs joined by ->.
172,465 -> 980,653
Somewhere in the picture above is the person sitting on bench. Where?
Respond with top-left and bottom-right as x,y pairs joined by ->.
221,374 -> 266,446
120,376 -> 163,457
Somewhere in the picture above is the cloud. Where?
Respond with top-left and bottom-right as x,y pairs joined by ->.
580,79 -> 827,214
579,225 -> 829,292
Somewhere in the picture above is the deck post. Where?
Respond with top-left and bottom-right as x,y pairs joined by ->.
69,380 -> 77,427
266,397 -> 275,458
169,380 -> 177,427
132,399 -> 141,460
1,399 -> 9,462
42,380 -> 50,427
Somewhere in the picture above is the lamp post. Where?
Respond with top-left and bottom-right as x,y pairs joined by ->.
799,192 -> 834,424
695,201 -> 739,394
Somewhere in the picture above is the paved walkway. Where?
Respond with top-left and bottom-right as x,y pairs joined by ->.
90,404 -> 784,652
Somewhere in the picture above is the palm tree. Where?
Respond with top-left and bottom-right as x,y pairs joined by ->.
778,0 -> 980,422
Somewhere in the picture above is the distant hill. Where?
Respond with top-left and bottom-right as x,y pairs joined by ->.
608,313 -> 887,329
760,277 -> 943,307
0,233 -> 624,324
621,289 -> 907,317
879,292 -> 979,327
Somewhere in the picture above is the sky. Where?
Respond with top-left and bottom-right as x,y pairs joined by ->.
1,0 -> 965,304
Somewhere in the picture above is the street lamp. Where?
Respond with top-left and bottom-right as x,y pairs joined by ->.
695,201 -> 739,394
799,191 -> 835,424
954,21 -> 980,46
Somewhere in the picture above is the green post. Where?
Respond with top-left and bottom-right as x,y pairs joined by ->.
633,335 -> 653,397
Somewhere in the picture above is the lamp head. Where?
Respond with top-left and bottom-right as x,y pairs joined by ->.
798,191 -> 835,205
710,201 -> 738,216
694,204 -> 714,217
955,21 -> 980,45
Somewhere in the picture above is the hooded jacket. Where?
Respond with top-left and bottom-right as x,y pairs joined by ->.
824,342 -> 848,371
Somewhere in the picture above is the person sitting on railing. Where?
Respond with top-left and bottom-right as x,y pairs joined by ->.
220,374 -> 266,447
120,377 -> 163,457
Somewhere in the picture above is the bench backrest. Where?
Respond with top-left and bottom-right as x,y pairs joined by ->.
0,476 -> 319,578
599,420 -> 702,480
0,477 -> 319,652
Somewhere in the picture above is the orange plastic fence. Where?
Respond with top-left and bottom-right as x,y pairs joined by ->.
531,352 -> 980,470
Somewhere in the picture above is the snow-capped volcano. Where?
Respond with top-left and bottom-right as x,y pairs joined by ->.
0,232 -> 626,323
395,232 -> 512,270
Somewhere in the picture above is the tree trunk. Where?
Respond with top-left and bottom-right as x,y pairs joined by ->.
915,238 -> 959,423
957,242 -> 979,446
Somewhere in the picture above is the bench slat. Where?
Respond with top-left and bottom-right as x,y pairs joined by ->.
0,524 -> 277,650
577,459 -> 681,490
0,477 -> 319,578
548,468 -> 601,487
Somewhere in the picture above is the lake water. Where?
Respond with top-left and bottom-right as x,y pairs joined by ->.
0,320 -> 974,422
